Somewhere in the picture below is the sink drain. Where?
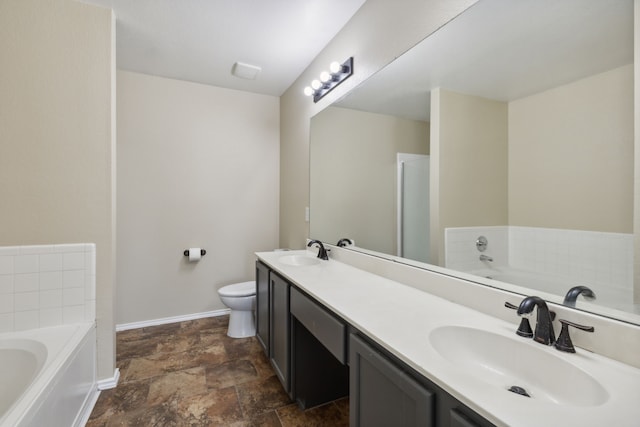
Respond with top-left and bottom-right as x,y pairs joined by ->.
508,385 -> 531,398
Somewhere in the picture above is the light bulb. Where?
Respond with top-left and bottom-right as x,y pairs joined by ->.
303,86 -> 314,96
329,61 -> 342,74
320,71 -> 331,83
311,79 -> 322,90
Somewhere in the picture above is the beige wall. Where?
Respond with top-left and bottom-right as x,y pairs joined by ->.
116,71 -> 279,324
310,107 -> 429,254
430,89 -> 509,265
279,0 -> 479,250
509,65 -> 634,233
0,0 -> 115,379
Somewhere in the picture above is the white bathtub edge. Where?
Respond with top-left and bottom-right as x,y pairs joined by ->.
73,385 -> 99,427
2,323 -> 96,427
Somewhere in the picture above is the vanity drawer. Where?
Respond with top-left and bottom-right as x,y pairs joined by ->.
290,287 -> 347,364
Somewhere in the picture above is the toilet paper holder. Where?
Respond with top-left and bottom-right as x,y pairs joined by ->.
183,249 -> 206,257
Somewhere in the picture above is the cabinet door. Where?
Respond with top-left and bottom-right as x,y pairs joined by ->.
350,334 -> 434,427
450,410 -> 484,427
269,272 -> 290,393
255,261 -> 270,356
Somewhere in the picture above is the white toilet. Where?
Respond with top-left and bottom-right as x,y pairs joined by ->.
218,281 -> 256,338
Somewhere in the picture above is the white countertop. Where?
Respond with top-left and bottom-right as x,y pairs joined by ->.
257,250 -> 640,427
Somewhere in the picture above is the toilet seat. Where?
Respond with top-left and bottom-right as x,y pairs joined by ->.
218,281 -> 255,297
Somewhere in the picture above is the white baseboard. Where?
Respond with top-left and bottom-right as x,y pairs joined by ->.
115,309 -> 231,332
78,369 -> 120,426
97,367 -> 120,390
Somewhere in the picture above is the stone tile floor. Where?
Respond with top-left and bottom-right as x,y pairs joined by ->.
87,316 -> 349,426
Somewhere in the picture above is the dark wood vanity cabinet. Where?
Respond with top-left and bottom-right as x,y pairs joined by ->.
256,260 -> 496,427
269,271 -> 291,394
259,266 -> 348,403
290,287 -> 349,408
349,333 -> 496,427
255,261 -> 270,356
350,333 -> 435,427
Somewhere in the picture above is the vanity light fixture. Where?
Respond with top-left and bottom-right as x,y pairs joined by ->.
303,57 -> 353,103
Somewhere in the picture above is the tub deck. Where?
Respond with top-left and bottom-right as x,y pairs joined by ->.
0,323 -> 96,427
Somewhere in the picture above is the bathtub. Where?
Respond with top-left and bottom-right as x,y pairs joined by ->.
470,266 -> 568,295
469,266 -> 639,314
0,323 -> 97,427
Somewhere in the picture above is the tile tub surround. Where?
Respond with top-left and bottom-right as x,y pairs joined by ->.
444,226 -> 633,293
258,249 -> 640,427
0,244 -> 96,332
87,316 -> 349,426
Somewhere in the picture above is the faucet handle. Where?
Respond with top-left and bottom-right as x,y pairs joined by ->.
506,301 -> 556,320
554,319 -> 595,353
505,302 -> 533,338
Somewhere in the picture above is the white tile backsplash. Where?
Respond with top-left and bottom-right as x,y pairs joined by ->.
63,252 -> 85,270
0,295 -> 13,314
14,273 -> 39,292
0,243 -> 96,331
15,292 -> 39,311
19,245 -> 51,255
15,310 -> 39,331
509,226 -> 633,292
39,253 -> 63,272
0,313 -> 13,333
0,256 -> 13,275
0,247 -> 18,256
39,307 -> 63,326
40,289 -> 63,308
445,226 -> 633,306
63,270 -> 84,288
0,276 -> 12,294
63,305 -> 85,323
40,271 -> 63,290
14,255 -> 39,273
444,226 -> 509,272
63,287 -> 84,306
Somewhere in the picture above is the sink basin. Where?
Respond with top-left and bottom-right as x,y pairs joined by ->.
428,326 -> 608,406
278,255 -> 321,266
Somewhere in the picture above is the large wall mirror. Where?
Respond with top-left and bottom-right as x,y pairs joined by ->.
310,0 -> 638,324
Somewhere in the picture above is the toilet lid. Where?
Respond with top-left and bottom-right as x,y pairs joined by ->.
218,281 -> 256,297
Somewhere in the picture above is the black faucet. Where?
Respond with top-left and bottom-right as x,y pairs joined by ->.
554,319 -> 595,353
563,285 -> 596,307
517,296 -> 555,345
307,240 -> 329,260
336,238 -> 354,247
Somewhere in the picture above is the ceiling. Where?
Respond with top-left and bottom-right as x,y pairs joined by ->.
337,0 -> 633,121
81,0 -> 366,96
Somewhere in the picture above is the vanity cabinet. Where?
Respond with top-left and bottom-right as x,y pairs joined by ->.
255,261 -> 270,356
257,258 -> 496,427
350,333 -> 435,427
269,271 -> 291,394
261,267 -> 349,404
349,333 -> 495,427
290,287 -> 349,408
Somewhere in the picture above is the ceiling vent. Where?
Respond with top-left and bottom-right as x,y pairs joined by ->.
232,62 -> 262,80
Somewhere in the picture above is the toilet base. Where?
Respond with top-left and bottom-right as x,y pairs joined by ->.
227,310 -> 255,338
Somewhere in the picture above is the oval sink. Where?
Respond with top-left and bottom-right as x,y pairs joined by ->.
279,255 -> 321,266
429,326 -> 609,406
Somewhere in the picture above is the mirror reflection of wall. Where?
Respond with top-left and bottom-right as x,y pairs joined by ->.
309,0 -> 637,322
430,88 -> 509,266
310,107 -> 429,255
